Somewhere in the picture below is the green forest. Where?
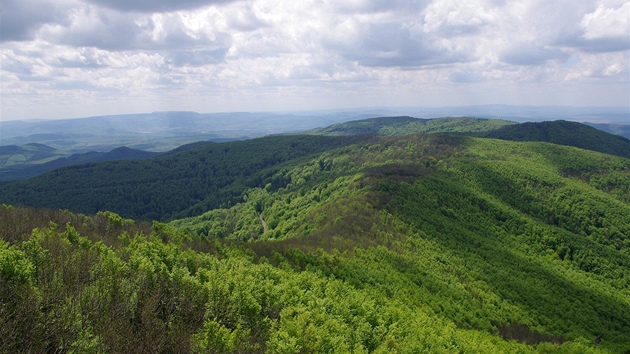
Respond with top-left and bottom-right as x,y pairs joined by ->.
1,118 -> 630,353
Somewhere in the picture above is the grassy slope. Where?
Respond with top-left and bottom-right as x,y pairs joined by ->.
0,143 -> 63,167
311,117 -> 630,160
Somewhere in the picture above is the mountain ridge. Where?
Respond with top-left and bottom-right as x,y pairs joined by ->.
483,120 -> 630,159
1,117 -> 629,217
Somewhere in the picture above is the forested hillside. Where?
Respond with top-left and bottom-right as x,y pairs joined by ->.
2,131 -> 629,353
310,117 -> 630,160
482,120 -> 630,159
2,117 -> 627,183
0,135 -> 365,221
308,116 -> 515,136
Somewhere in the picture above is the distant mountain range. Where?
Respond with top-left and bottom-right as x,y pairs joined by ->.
0,116 -> 628,182
0,111 -> 371,152
1,116 -> 628,217
1,106 -> 628,153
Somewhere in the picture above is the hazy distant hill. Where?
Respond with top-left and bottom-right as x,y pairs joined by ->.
2,106 -> 627,151
584,122 -> 630,139
0,135 -> 365,220
0,111 -> 368,152
0,146 -> 157,181
0,143 -> 61,166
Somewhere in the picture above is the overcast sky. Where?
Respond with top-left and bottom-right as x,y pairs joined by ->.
1,0 -> 628,120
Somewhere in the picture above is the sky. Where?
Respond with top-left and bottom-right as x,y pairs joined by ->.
1,0 -> 629,121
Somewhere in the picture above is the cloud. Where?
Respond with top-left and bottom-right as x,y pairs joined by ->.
224,3 -> 267,31
0,0 -> 628,120
0,0 -> 69,42
422,0 -> 494,37
542,1 -> 630,54
331,22 -> 466,67
560,37 -> 630,53
0,54 -> 35,76
44,7 -> 153,51
449,70 -> 485,83
38,5 -> 233,68
82,0 -> 238,13
500,43 -> 569,66
165,48 -> 229,67
51,49 -> 109,68
325,0 -> 428,14
581,2 -> 629,39
315,4 -> 471,69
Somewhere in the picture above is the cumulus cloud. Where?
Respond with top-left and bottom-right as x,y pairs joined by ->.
422,0 -> 494,37
581,2 -> 629,39
328,21 -> 466,67
39,5 -> 232,54
0,0 -> 628,120
324,0 -> 428,14
0,0 -> 70,42
166,48 -> 229,67
573,1 -> 630,52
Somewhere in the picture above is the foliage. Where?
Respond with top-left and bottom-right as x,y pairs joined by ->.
483,120 -> 630,159
0,135 -> 364,221
1,130 -> 629,353
308,116 -> 515,136
2,118 -> 625,221
171,135 -> 630,352
0,206 -> 539,353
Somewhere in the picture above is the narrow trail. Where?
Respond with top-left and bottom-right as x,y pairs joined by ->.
258,213 -> 267,234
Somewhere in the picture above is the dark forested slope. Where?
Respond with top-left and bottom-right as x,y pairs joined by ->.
0,135 -> 365,221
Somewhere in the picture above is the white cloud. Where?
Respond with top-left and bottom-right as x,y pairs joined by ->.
581,1 -> 630,39
422,0 -> 495,36
0,0 -> 628,120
